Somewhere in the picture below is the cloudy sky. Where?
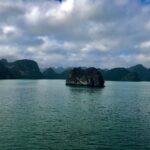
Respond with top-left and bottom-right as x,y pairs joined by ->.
0,0 -> 150,68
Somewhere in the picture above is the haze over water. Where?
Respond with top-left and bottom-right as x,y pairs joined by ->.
0,80 -> 150,150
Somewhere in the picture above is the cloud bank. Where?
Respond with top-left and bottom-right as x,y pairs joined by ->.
0,0 -> 150,68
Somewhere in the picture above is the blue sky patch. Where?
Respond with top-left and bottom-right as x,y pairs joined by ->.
141,0 -> 150,4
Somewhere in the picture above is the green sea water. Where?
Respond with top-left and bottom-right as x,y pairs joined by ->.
0,80 -> 150,150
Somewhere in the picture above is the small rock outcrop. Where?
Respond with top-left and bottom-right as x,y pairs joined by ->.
66,67 -> 105,87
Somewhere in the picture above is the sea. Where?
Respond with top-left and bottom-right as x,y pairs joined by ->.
0,80 -> 150,150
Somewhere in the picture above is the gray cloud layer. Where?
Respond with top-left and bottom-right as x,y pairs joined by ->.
0,0 -> 150,68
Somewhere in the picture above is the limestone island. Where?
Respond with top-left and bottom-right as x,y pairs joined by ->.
66,67 -> 105,88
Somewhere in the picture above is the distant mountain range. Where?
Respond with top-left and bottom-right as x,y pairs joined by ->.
44,64 -> 150,81
0,59 -> 150,81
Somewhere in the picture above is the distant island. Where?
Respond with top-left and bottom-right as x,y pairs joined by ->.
0,58 -> 150,81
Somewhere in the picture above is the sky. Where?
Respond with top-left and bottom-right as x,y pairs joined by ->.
0,0 -> 150,68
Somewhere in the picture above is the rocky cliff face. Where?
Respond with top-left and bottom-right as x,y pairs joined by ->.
10,60 -> 43,79
66,67 -> 105,87
0,62 -> 14,79
0,59 -> 43,79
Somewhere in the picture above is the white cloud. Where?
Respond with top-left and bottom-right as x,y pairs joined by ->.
0,45 -> 21,60
139,40 -> 150,49
0,0 -> 150,68
60,0 -> 74,12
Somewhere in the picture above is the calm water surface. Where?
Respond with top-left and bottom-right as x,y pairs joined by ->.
0,80 -> 150,150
